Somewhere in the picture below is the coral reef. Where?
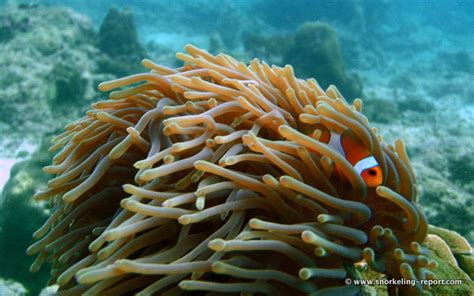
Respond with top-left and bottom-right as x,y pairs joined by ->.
0,2 -> 469,295
48,0 -> 247,50
283,22 -> 363,100
138,0 -> 246,50
0,5 -> 113,153
97,7 -> 146,77
26,45 -> 469,295
356,227 -> 474,296
424,226 -> 473,296
249,0 -> 371,32
0,135 -> 54,295
50,63 -> 88,108
98,7 -> 143,59
362,98 -> 400,124
447,153 -> 474,194
384,113 -> 474,244
242,31 -> 290,65
0,5 -> 153,293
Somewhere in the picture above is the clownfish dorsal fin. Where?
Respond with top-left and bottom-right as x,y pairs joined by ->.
340,130 -> 372,165
342,129 -> 363,144
325,129 -> 360,157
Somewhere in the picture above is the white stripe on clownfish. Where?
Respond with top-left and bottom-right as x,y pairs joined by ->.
328,131 -> 345,157
354,156 -> 379,175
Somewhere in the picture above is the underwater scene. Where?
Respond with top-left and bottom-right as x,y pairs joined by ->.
0,0 -> 473,295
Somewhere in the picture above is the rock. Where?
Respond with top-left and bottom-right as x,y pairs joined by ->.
39,285 -> 59,296
0,278 -> 27,296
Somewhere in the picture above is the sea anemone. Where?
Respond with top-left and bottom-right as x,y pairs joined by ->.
29,44 -> 435,295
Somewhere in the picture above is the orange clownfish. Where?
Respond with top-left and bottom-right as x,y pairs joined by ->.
319,130 -> 383,187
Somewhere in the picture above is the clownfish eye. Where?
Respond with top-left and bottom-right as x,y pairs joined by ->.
360,166 -> 383,187
367,168 -> 378,176
354,156 -> 383,187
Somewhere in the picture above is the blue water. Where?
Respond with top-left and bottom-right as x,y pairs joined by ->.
29,0 -> 474,81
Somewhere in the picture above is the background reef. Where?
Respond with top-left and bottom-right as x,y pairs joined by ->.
0,0 -> 472,295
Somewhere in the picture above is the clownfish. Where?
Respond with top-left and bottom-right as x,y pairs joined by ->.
319,129 -> 383,187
